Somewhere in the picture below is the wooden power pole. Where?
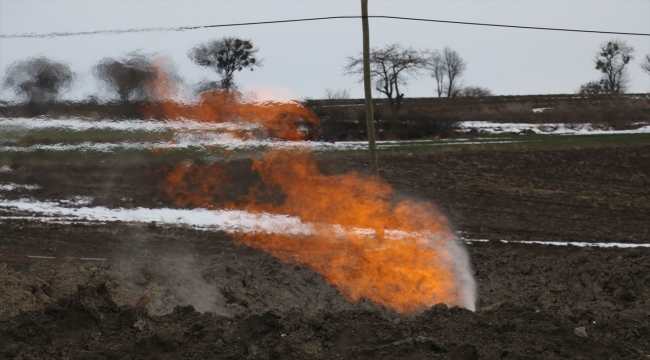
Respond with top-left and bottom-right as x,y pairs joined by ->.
361,0 -> 379,176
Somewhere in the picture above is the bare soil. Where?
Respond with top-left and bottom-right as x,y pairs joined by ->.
1,144 -> 649,359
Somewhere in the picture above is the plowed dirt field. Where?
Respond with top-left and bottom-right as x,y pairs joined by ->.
1,144 -> 649,359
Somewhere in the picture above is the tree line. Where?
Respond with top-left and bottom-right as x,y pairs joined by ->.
2,36 -> 649,110
344,44 -> 491,116
1,37 -> 261,104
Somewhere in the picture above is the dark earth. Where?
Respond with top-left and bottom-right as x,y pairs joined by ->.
1,144 -> 649,359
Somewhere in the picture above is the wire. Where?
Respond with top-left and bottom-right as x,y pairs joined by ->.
1,15 -> 648,39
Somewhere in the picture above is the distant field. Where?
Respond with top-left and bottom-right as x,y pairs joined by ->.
2,132 -> 650,165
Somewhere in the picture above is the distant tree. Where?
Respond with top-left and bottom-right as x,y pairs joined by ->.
641,54 -> 650,75
2,56 -> 74,103
442,47 -> 466,97
325,88 -> 351,100
188,37 -> 262,90
593,39 -> 634,93
93,52 -> 154,101
459,85 -> 493,97
427,50 -> 446,97
192,78 -> 222,97
578,80 -> 607,95
344,43 -> 427,115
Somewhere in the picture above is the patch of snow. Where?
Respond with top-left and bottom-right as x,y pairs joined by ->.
0,183 -> 41,191
0,117 -> 262,132
0,166 -> 12,172
459,121 -> 650,135
58,196 -> 93,206
0,198 -> 457,245
532,108 -> 552,113
463,238 -> 650,248
1,198 -> 646,250
0,198 -> 316,236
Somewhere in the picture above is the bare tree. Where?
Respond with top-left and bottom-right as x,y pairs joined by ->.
594,39 -> 634,93
93,52 -> 154,101
641,54 -> 650,75
325,88 -> 351,100
442,47 -> 467,97
188,37 -> 262,90
427,50 -> 446,97
344,43 -> 427,115
459,85 -> 493,97
2,56 -> 74,103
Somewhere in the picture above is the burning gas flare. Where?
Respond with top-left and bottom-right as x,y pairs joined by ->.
146,62 -> 476,314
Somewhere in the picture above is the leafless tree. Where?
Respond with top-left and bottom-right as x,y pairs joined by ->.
641,54 -> 650,75
442,47 -> 467,97
427,50 -> 446,97
344,43 -> 427,115
459,85 -> 493,97
594,39 -> 634,93
2,57 -> 74,103
93,52 -> 155,101
188,37 -> 262,90
325,88 -> 351,100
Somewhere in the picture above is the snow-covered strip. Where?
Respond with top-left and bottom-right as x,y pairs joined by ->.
464,238 -> 650,248
0,117 -> 263,132
1,198 -> 647,250
0,166 -> 12,172
58,196 -> 94,206
0,140 -> 316,152
0,137 -> 524,153
0,253 -> 133,262
326,139 -> 524,151
0,183 -> 41,191
0,198 -> 457,246
459,121 -> 650,135
0,198 -> 315,236
3,117 -> 650,137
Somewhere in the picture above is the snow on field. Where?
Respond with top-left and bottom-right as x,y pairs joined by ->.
1,117 -> 649,153
464,238 -> 650,248
0,198 -> 452,245
459,121 -> 650,135
0,117 -> 262,132
0,136 -> 524,153
0,140 -> 329,152
3,117 -> 650,137
0,198 -> 314,236
1,197 -> 648,249
0,183 -> 41,191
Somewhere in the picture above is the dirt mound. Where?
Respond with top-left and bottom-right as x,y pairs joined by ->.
1,242 -> 649,358
0,248 -> 390,320
1,281 -> 648,359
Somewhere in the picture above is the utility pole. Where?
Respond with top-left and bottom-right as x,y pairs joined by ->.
361,0 -> 379,176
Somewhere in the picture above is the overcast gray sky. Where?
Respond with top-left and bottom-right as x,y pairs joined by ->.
1,0 -> 649,101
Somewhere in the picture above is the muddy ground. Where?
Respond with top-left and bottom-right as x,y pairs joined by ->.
1,144 -> 649,358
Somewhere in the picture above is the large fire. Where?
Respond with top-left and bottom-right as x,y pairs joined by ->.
145,61 -> 475,314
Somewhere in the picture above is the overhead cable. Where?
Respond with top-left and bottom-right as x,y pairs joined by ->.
1,15 -> 649,39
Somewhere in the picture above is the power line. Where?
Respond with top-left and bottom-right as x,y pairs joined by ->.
1,15 -> 648,39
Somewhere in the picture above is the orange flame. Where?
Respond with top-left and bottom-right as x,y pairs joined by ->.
160,151 -> 470,314
140,56 -> 320,141
142,90 -> 321,141
149,75 -> 473,314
